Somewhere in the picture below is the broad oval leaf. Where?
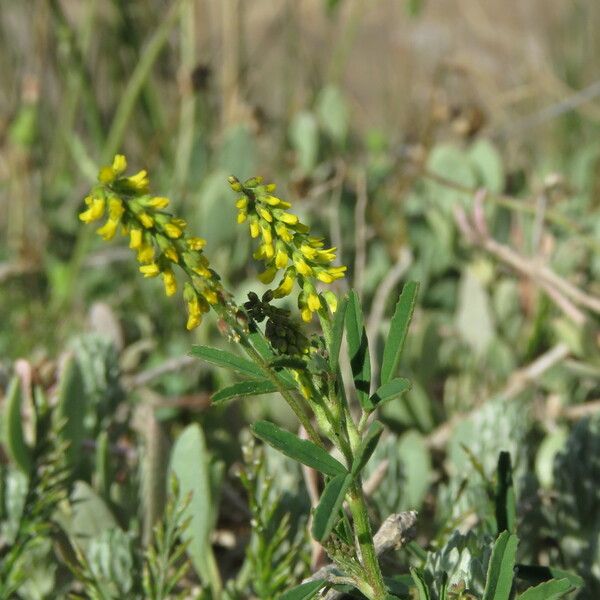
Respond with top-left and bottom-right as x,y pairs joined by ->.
312,473 -> 353,542
252,420 -> 347,477
190,345 -> 265,379
482,531 -> 518,600
380,281 -> 418,385
281,579 -> 327,600
345,291 -> 372,410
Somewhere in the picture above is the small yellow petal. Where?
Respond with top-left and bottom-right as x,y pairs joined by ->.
140,263 -> 160,277
112,154 -> 127,174
162,269 -> 177,296
129,228 -> 143,249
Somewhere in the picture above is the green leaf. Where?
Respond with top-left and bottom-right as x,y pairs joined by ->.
495,452 -> 516,535
380,281 -> 418,385
169,424 -> 221,594
515,565 -> 583,590
351,421 -> 384,476
482,531 -> 518,600
190,345 -> 265,379
410,567 -> 431,600
518,579 -> 575,600
56,355 -> 87,469
252,420 -> 347,476
211,379 -> 289,405
370,377 -> 411,408
269,357 -> 307,370
316,85 -> 349,145
281,579 -> 327,600
311,473 -> 352,542
329,294 -> 348,372
3,376 -> 32,473
289,111 -> 319,173
345,291 -> 372,410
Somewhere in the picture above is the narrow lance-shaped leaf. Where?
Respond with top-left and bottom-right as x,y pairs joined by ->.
211,379 -> 294,406
380,281 -> 419,385
311,473 -> 353,542
369,377 -> 411,409
281,579 -> 327,600
410,568 -> 431,600
518,579 -> 575,600
495,451 -> 516,535
252,421 -> 347,477
3,376 -> 32,473
515,565 -> 583,590
351,421 -> 384,476
329,294 -> 348,372
190,345 -> 266,379
482,531 -> 518,600
345,291 -> 372,410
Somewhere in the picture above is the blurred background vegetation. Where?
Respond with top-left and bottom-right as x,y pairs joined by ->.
2,0 -> 600,598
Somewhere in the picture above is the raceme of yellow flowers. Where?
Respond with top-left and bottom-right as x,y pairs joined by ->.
228,175 -> 346,322
79,155 -> 346,331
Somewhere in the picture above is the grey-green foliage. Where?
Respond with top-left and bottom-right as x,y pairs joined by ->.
424,530 -> 493,599
549,415 -> 600,598
438,397 -> 529,529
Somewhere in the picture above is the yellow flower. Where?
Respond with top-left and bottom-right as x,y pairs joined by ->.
276,211 -> 298,225
249,218 -> 260,238
164,221 -> 184,239
307,291 -> 321,312
237,211 -> 247,223
274,222 -> 293,242
260,221 -> 272,244
273,270 -> 295,298
203,288 -> 219,305
124,169 -> 150,193
162,269 -> 177,296
79,197 -> 105,223
323,290 -> 338,313
263,195 -> 281,206
301,307 -> 312,322
140,263 -> 160,277
293,255 -> 312,276
164,246 -> 179,263
112,154 -> 127,174
235,197 -> 248,209
256,206 -> 272,222
138,211 -> 154,228
275,244 -> 288,269
107,197 -> 125,220
147,196 -> 170,209
187,237 -> 206,250
129,228 -> 143,249
96,219 -> 119,241
137,242 -> 155,264
300,244 -> 318,260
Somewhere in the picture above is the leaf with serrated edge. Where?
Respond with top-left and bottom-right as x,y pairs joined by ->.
252,420 -> 347,476
190,345 -> 265,379
482,531 -> 518,600
380,281 -> 418,385
281,579 -> 327,600
311,473 -> 352,542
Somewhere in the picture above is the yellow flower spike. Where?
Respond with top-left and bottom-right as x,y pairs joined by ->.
164,246 -> 179,263
147,196 -> 170,209
258,266 -> 278,284
107,197 -> 125,220
124,169 -> 150,193
164,221 -> 184,239
249,218 -> 260,238
275,244 -> 288,269
79,197 -> 105,223
96,219 -> 119,241
276,212 -> 298,225
263,195 -> 281,206
129,228 -> 143,249
260,221 -> 272,244
112,154 -> 127,174
138,212 -> 154,228
140,263 -> 160,277
187,237 -> 207,251
162,269 -> 177,296
137,242 -> 155,264
293,255 -> 312,276
256,206 -> 273,222
273,270 -> 295,298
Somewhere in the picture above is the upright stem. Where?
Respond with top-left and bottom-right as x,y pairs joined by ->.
348,483 -> 388,600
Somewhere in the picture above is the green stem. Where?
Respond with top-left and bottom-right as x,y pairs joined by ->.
348,484 -> 388,600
